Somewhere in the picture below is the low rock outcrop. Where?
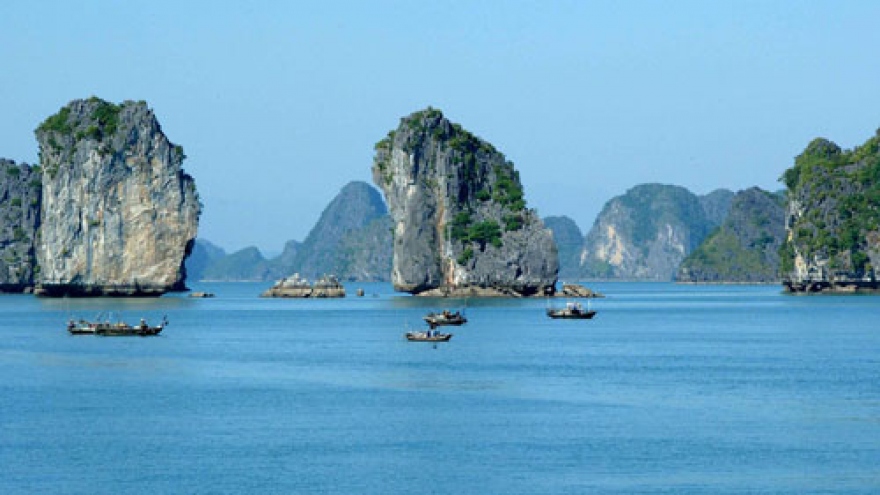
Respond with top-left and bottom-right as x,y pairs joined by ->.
372,108 -> 557,297
780,131 -> 880,293
261,274 -> 345,298
34,97 -> 200,296
0,159 -> 42,292
560,283 -> 604,298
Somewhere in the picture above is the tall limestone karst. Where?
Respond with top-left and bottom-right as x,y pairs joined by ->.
372,108 -> 557,296
677,187 -> 785,283
34,97 -> 200,296
0,159 -> 42,292
780,130 -> 880,292
579,184 -> 729,280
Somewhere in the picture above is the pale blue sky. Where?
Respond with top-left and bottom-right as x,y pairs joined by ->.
2,1 -> 879,253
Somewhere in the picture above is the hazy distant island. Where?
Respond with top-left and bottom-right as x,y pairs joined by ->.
574,184 -> 733,281
185,181 -> 391,283
677,188 -> 785,284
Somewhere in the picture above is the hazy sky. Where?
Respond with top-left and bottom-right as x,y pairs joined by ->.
2,1 -> 879,254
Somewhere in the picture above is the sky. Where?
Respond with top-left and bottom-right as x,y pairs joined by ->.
2,1 -> 879,254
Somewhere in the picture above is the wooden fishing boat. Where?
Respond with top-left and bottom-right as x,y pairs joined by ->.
546,301 -> 597,319
67,319 -> 99,335
67,316 -> 167,336
423,310 -> 467,327
405,329 -> 453,342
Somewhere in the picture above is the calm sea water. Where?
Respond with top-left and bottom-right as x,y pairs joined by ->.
1,282 -> 878,494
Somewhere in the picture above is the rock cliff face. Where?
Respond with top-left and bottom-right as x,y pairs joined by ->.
579,184 -> 720,280
780,131 -> 880,292
372,108 -> 557,296
34,97 -> 200,296
0,159 -> 42,292
677,187 -> 785,283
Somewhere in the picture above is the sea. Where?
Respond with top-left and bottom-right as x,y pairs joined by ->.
1,282 -> 878,494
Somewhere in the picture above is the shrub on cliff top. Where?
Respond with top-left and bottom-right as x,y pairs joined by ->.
37,106 -> 72,135
90,98 -> 121,137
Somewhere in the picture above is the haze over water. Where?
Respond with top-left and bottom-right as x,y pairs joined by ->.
2,282 -> 878,494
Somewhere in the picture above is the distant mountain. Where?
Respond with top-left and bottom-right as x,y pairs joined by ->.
185,239 -> 226,282
273,240 -> 300,272
290,181 -> 391,281
579,183 -> 722,280
677,187 -> 785,283
189,181 -> 392,282
201,246 -> 274,281
543,215 -> 584,281
699,188 -> 735,226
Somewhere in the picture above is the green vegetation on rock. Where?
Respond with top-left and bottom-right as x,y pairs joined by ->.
677,188 -> 785,283
37,106 -> 72,135
779,130 -> 880,277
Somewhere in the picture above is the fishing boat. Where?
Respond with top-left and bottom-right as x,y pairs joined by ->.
423,309 -> 467,327
405,329 -> 453,342
67,316 -> 168,336
66,319 -> 99,335
546,301 -> 597,319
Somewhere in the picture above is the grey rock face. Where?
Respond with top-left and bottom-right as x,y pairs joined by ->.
0,159 -> 42,292
372,108 -> 557,296
34,97 -> 200,296
580,183 -> 717,280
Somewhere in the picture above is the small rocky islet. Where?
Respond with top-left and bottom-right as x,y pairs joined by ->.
261,274 -> 346,298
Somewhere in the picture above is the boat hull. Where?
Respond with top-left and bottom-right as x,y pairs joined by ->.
423,315 -> 467,326
95,326 -> 164,336
405,332 -> 453,342
546,310 -> 597,319
67,317 -> 167,336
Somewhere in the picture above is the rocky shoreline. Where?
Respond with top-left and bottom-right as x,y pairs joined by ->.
783,279 -> 880,294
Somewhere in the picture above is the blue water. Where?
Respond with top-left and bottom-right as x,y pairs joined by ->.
1,282 -> 879,494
